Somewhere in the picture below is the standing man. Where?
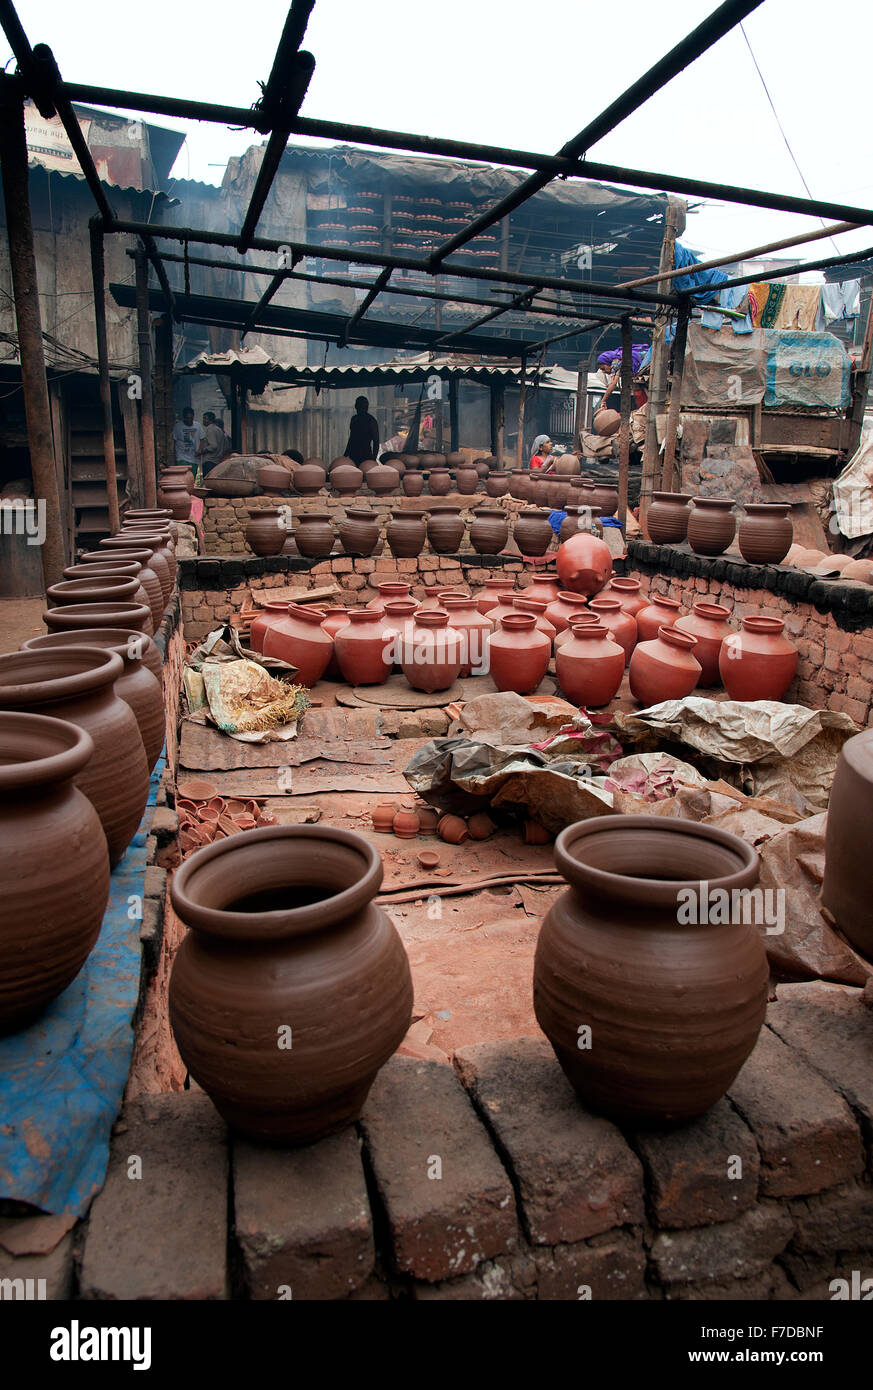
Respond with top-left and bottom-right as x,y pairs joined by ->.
173,407 -> 203,468
199,411 -> 227,475
345,396 -> 380,465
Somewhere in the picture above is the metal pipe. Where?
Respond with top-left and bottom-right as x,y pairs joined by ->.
0,0 -> 54,116
88,218 -> 120,534
340,266 -> 392,345
617,318 -> 633,526
134,245 -> 157,507
617,220 -> 861,290
660,300 -> 690,492
143,235 -> 176,317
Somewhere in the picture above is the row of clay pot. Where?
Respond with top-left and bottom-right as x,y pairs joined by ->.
647,492 -> 795,565
371,800 -> 497,844
164,810 -> 769,1142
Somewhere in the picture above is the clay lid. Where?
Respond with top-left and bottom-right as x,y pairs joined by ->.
0,646 -> 124,706
0,710 -> 96,790
287,604 -> 327,625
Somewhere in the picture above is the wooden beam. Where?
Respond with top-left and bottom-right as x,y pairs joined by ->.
89,219 -> 121,535
516,358 -> 528,468
640,196 -> 685,528
448,376 -> 459,452
153,312 -> 174,473
134,244 -> 157,506
617,318 -> 633,527
118,380 -> 145,508
659,299 -> 690,491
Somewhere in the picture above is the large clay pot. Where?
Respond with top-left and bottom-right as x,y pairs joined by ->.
534,816 -> 769,1124
400,453 -> 421,470
257,463 -> 292,495
101,535 -> 173,600
553,452 -> 581,476
486,613 -> 551,695
400,610 -> 464,693
559,507 -> 581,542
485,471 -> 510,498
250,602 -> 290,655
470,507 -> 509,555
545,591 -> 590,634
0,711 -> 110,1034
0,648 -> 149,867
380,600 -> 418,668
427,468 -> 452,497
57,568 -> 154,630
523,574 -> 560,606
473,577 -> 514,615
441,597 -> 493,678
426,506 -> 465,554
261,605 -> 333,687
386,510 -> 426,559
161,464 -> 195,492
334,609 -> 392,686
169,826 -> 414,1143
646,492 -> 692,545
366,464 -> 400,496
526,477 -> 549,509
21,629 -> 165,772
245,508 -> 287,557
602,576 -> 647,620
629,626 -> 701,706
821,728 -> 873,959
556,531 -> 613,596
592,408 -> 621,437
687,497 -> 736,557
319,607 -> 350,679
675,602 -> 734,688
513,596 -> 556,642
514,509 -> 553,557
509,470 -> 529,501
718,616 -> 798,701
588,596 -> 637,665
367,582 -> 411,610
43,601 -> 153,638
737,504 -> 793,565
556,621 -> 625,707
292,463 -> 326,496
553,613 -> 607,650
401,471 -> 425,497
329,462 -> 363,496
295,511 -> 334,558
46,574 -> 142,616
445,452 -> 466,470
75,553 -> 163,632
338,507 -> 380,556
486,591 -> 527,630
635,593 -> 682,644
455,465 -> 478,496
157,480 -> 192,520
588,478 -> 619,516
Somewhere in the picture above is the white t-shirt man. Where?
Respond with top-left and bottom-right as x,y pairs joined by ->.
173,413 -> 204,464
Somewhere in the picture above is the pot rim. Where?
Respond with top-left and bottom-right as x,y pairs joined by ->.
0,645 -> 124,705
742,503 -> 791,515
81,548 -> 154,564
651,491 -> 692,504
646,594 -> 681,610
608,577 -> 641,591
688,601 -> 731,622
740,615 -> 786,634
43,602 -> 152,629
554,814 -> 759,908
286,603 -> 327,625
563,621 -> 609,639
0,709 -> 96,790
497,612 -> 537,631
47,575 -> 139,602
691,496 -> 735,509
21,629 -> 158,668
170,824 -> 383,939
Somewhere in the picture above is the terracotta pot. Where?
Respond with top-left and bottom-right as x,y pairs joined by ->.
329,462 -> 363,496
427,468 -> 452,497
47,573 -> 139,607
675,602 -> 734,688
161,464 -> 195,491
468,812 -> 496,840
588,478 -> 619,516
592,408 -> 621,437
485,471 -> 510,498
573,504 -> 603,538
635,593 -> 682,643
523,819 -> 553,845
320,607 -> 351,679
418,585 -> 451,611
426,506 -> 465,554
559,507 -> 580,542
75,552 -> 163,631
386,510 -> 426,558
470,507 -> 509,555
292,463 -> 327,496
400,610 -> 464,692
509,470 -> 530,501
157,480 -> 192,520
455,465 -> 478,496
687,496 -> 736,557
522,574 -> 560,606
21,630 -> 165,772
553,452 -> 581,476
261,604 -> 333,686
0,711 -> 110,1034
334,609 -> 392,686
380,452 -> 406,476
821,727 -> 873,959
393,808 -> 420,839
526,478 -> 549,509
629,626 -> 702,706
473,576 -> 514,615
295,511 -> 334,558
646,492 -> 692,545
400,453 -> 421,470
546,479 -> 569,510
737,504 -> 793,565
43,601 -> 153,638
371,802 -> 397,833
554,613 -> 600,650
0,647 -> 149,867
556,531 -> 613,596
99,536 -> 172,602
445,451 -> 466,469
513,509 -> 553,557
534,816 -> 769,1124
544,591 -> 590,634
487,613 -> 551,695
718,616 -> 798,702
257,463 -> 292,495
602,576 -> 647,620
441,597 -> 493,677
250,601 -> 291,655
437,814 -> 468,845
339,507 -> 380,556
169,826 -> 413,1143
401,471 -> 425,497
58,568 -> 153,629
423,453 -> 446,470
556,621 -> 625,707
587,596 -> 637,665
245,507 -> 288,557
513,596 -> 556,642
380,600 -> 418,668
367,582 -> 411,610
366,464 -> 400,496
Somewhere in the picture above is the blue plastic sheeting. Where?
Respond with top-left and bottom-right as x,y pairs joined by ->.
672,242 -> 730,300
0,755 -> 164,1217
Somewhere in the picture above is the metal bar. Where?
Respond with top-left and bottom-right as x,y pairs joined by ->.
242,269 -> 286,337
0,0 -> 55,115
143,235 -> 175,317
153,312 -> 174,473
134,245 -> 157,507
0,87 -> 67,586
433,287 -> 536,348
27,48 -> 116,223
426,0 -> 764,266
516,355 -> 528,467
618,220 -> 861,290
677,240 -> 873,297
660,300 -> 690,491
88,218 -> 121,534
617,319 -> 633,527
62,81 -> 271,130
340,267 -> 392,346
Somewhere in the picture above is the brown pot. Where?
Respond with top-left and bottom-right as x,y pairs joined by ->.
46,574 -> 143,615
487,612 -> 551,695
43,601 -> 153,638
629,626 -> 701,705
556,531 -> 613,596
687,496 -> 736,557
635,593 -> 682,643
559,507 -> 580,542
602,576 -> 647,620
513,508 -> 553,557
157,480 -> 192,520
386,510 -> 426,559
534,816 -> 768,1123
162,464 -> 195,491
0,647 -> 150,867
473,577 -> 514,615
328,455 -> 353,473
647,491 -> 692,545
469,507 -> 509,555
334,609 -> 392,686
75,553 -> 163,632
441,597 -> 493,678
400,610 -> 464,692
445,451 -> 466,469
427,468 -> 452,497
261,604 -> 333,687
58,567 -> 153,629
339,507 -> 380,556
718,616 -> 798,701
485,471 -> 510,498
821,727 -> 873,959
245,508 -> 288,557
467,812 -> 496,840
401,471 -> 425,497
737,504 -> 793,565
257,463 -> 292,495
588,478 -> 619,516
587,596 -> 638,665
426,506 -> 465,554
592,408 -> 621,437
400,453 -> 421,470
330,462 -> 364,496
295,511 -> 334,558
455,465 -> 478,496
509,470 -> 530,501
366,464 -> 400,496
437,813 -> 468,845
0,711 -> 110,1035
169,826 -> 413,1143
675,602 -> 734,688
292,463 -> 327,496
556,621 -> 625,707
100,535 -> 173,601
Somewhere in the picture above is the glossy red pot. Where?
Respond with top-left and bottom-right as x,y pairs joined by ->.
635,593 -> 682,643
675,602 -> 734,688
555,621 -> 624,707
718,616 -> 798,701
629,626 -> 701,706
334,609 -> 392,686
367,581 -> 411,609
556,531 -> 613,596
486,612 -> 551,695
250,601 -> 291,655
473,577 -> 515,615
320,607 -> 351,679
400,610 -> 464,692
261,604 -> 334,686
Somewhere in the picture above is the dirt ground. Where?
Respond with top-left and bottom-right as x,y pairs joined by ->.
0,597 -> 46,654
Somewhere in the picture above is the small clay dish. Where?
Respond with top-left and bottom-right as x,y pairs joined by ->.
235,813 -> 257,830
417,850 -> 440,870
178,778 -> 218,803
197,805 -> 221,825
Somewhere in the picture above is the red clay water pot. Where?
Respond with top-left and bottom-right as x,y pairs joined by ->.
169,825 -> 413,1143
401,471 -> 425,497
334,609 -> 392,686
426,506 -> 465,554
601,575 -> 647,620
320,606 -> 351,679
261,604 -> 333,687
513,596 -> 556,642
629,626 -> 701,706
338,507 -> 380,556
245,508 -> 287,557
292,462 -> 327,496
635,592 -> 682,643
555,621 -> 624,707
821,727 -> 873,959
470,507 -> 509,555
487,612 -> 551,695
392,808 -> 420,838
427,468 -> 452,497
43,601 -> 153,638
468,812 -> 496,840
588,596 -> 637,665
0,647 -> 149,867
513,508 -> 553,557
366,463 -> 400,496
0,711 -> 110,1035
687,496 -> 736,557
554,613 -> 599,651
544,590 -> 590,634
371,802 -> 397,833
74,553 -> 163,631
522,573 -> 560,606
646,491 -> 692,544
21,630 -> 165,772
473,576 -> 515,614
486,590 -> 525,629
249,601 -> 292,655
157,480 -> 192,520
441,597 -> 493,677
675,602 -> 734,688
380,599 -> 418,668
367,581 -> 411,609
556,531 -> 613,596
386,509 -> 426,558
329,462 -> 363,496
295,511 -> 334,558
534,815 -> 769,1125
257,462 -> 292,495
737,503 -> 793,565
718,616 -> 798,701
400,610 -> 464,693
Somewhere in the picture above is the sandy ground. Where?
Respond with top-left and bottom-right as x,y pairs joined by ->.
0,597 -> 46,654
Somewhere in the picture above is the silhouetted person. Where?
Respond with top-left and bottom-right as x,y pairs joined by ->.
346,396 -> 379,465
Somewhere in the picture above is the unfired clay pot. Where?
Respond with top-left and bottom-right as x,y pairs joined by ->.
635,593 -> 682,644
427,468 -> 452,497
455,465 -> 478,496
534,816 -> 769,1124
329,462 -> 363,496
257,463 -> 292,495
261,604 -> 333,687
602,576 -> 647,620
687,497 -> 736,557
386,510 -> 426,558
675,602 -> 734,688
737,504 -> 793,565
588,597 -> 637,665
646,492 -> 692,545
400,610 -> 463,693
292,463 -> 327,495
334,609 -> 392,686
401,471 -> 425,497
485,471 -> 510,498
295,511 -> 334,558
47,575 -> 142,611
75,552 -> 163,632
588,478 -> 619,516
486,613 -> 551,695
556,531 -> 613,596
555,621 -> 624,707
169,826 -> 413,1143
592,408 -> 621,437
426,506 -> 465,554
544,591 -> 590,634
441,597 -> 493,678
43,601 -> 153,638
245,508 -> 287,557
474,577 -> 514,615
514,509 -> 553,557
366,464 -> 400,496
718,616 -> 798,701
0,711 -> 110,1035
629,626 -> 701,706
157,480 -> 192,520
99,536 -> 172,603
470,508 -> 509,555
821,727 -> 873,959
338,507 -> 380,556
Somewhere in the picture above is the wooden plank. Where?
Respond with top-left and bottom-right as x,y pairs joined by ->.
205,765 -> 411,797
119,380 -> 145,508
250,583 -> 339,607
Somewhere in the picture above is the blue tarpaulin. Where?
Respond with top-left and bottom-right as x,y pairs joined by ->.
0,757 -> 163,1217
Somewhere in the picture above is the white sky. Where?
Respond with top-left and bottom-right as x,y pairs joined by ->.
5,0 -> 873,272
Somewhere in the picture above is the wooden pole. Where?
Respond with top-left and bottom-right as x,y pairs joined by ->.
493,382 -> 505,460
516,356 -> 528,467
0,92 -> 67,588
89,220 -> 121,535
617,318 -> 633,527
573,355 -> 587,450
230,380 -> 241,451
134,244 -> 157,506
448,376 -> 459,451
640,196 -> 685,529
240,383 -> 249,453
659,300 -> 690,492
153,312 -> 174,473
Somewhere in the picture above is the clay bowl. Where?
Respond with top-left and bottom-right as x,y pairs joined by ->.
417,850 -> 440,871
178,778 -> 218,803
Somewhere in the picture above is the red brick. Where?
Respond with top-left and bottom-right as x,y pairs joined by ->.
356,558 -> 376,573
633,1098 -> 759,1228
827,694 -> 867,724
853,635 -> 873,663
649,1203 -> 793,1287
331,557 -> 353,574
847,676 -> 870,706
396,557 -> 419,573
825,628 -> 852,653
533,1228 -> 647,1300
412,1251 -> 537,1301
789,1181 -> 873,1256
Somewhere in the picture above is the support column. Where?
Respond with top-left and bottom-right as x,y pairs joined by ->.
659,300 -> 690,492
448,376 -> 459,452
89,219 -> 121,535
154,312 -> 174,473
134,244 -> 157,506
617,318 -> 633,527
640,196 -> 686,528
490,381 -> 505,459
573,355 -> 587,450
516,357 -> 528,468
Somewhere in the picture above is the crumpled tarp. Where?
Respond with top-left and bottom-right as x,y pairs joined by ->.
832,429 -> 873,540
183,626 -> 308,743
0,759 -> 163,1217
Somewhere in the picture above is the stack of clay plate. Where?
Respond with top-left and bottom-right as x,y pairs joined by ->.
176,778 -> 276,857
784,545 -> 873,583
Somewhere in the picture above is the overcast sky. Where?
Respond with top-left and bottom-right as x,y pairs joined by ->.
5,0 -> 872,272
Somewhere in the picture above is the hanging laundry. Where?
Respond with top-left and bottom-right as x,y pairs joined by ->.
772,284 -> 822,332
759,283 -> 786,328
816,280 -> 861,328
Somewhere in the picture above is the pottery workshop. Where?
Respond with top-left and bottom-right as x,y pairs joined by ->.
1,0 -> 873,1345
